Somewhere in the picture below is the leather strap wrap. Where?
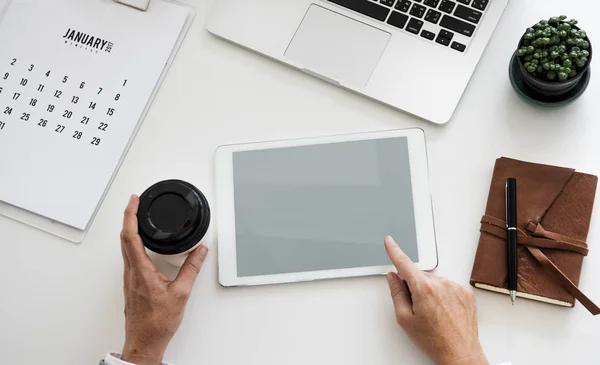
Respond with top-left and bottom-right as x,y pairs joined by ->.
481,215 -> 599,315
481,216 -> 590,256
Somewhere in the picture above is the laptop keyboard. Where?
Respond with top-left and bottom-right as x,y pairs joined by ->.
326,0 -> 490,52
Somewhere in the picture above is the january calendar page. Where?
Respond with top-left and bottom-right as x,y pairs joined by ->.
0,0 -> 192,238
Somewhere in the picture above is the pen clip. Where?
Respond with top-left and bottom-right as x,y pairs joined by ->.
505,181 -> 508,229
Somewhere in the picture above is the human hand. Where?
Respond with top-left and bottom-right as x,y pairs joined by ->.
384,236 -> 488,365
120,195 -> 209,365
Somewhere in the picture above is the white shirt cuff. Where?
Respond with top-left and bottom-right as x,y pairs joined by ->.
102,353 -> 173,365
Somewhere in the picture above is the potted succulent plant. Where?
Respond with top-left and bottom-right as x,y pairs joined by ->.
515,15 -> 592,97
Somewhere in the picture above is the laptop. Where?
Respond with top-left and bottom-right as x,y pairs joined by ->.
206,0 -> 509,125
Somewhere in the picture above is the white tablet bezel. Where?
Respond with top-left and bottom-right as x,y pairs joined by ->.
214,128 -> 437,287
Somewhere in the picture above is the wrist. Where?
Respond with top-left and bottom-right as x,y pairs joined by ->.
121,341 -> 167,365
438,346 -> 489,365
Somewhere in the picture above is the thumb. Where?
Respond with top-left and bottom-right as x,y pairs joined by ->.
171,245 -> 209,295
386,272 -> 413,322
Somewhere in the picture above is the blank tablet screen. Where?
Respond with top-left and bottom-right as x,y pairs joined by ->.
232,137 -> 418,277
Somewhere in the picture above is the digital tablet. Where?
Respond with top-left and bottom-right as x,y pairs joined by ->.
214,129 -> 437,287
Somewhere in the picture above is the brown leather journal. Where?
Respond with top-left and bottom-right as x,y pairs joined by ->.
470,157 -> 600,315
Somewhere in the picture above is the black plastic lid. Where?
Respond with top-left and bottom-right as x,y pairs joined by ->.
137,179 -> 210,255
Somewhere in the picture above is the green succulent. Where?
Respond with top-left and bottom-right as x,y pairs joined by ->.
517,16 -> 591,81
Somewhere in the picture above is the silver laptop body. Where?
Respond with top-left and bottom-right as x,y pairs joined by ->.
207,0 -> 509,124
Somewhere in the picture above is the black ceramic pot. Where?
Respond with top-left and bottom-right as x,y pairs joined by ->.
516,26 -> 592,97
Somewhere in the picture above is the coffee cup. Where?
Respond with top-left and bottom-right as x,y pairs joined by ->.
137,179 -> 210,267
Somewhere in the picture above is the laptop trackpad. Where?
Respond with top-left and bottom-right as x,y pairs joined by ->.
285,5 -> 391,88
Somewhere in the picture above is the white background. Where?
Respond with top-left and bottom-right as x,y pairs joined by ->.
0,0 -> 599,364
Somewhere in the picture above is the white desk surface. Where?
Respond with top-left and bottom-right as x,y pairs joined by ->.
0,0 -> 598,364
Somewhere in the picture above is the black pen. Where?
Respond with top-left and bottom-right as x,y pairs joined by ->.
506,178 -> 518,305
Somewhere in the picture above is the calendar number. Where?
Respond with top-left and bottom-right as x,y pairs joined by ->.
0,61 -> 122,146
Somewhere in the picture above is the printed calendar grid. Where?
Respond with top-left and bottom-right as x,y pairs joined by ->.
0,0 -> 192,231
0,56 -> 129,148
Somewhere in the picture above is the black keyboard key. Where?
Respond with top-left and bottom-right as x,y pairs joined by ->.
327,0 -> 390,22
395,0 -> 412,12
440,14 -> 476,36
414,0 -> 422,2
423,0 -> 440,7
424,9 -> 441,23
436,35 -> 451,46
456,0 -> 470,4
451,41 -> 466,52
439,0 -> 456,13
454,4 -> 482,23
410,4 -> 426,18
380,0 -> 395,6
406,18 -> 424,34
471,0 -> 488,11
439,29 -> 454,40
387,11 -> 410,29
421,30 -> 435,40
